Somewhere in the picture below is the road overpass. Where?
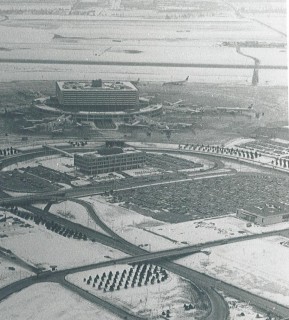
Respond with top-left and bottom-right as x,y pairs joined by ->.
1,143 -> 289,318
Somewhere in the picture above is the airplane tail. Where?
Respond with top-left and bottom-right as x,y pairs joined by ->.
185,76 -> 189,81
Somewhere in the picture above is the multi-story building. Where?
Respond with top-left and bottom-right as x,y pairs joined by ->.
74,142 -> 146,175
237,203 -> 289,226
56,79 -> 139,112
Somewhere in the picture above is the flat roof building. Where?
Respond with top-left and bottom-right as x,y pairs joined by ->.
237,203 -> 289,226
74,142 -> 146,175
56,80 -> 139,112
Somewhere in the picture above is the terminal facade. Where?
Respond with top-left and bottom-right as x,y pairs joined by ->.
74,141 -> 146,175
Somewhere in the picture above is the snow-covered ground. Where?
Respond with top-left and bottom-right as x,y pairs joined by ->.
1,61 -> 286,85
80,195 -> 289,251
123,167 -> 162,177
0,282 -> 122,320
32,203 -> 48,210
223,160 -> 263,173
241,47 -> 287,66
3,155 -> 75,174
4,190 -> 35,197
0,257 -> 34,289
177,236 -> 289,307
146,216 -> 253,246
92,172 -> 125,182
82,196 -> 184,251
49,200 -> 109,235
225,296 -> 266,320
0,209 -> 126,270
67,264 -> 199,319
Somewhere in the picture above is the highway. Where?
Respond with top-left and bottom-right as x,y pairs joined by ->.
36,199 -> 289,317
1,194 -> 289,318
1,145 -> 289,318
0,245 -> 38,273
61,280 -> 144,320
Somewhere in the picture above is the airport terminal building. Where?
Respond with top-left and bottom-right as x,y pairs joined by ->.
35,79 -> 162,120
74,141 -> 146,175
56,79 -> 139,112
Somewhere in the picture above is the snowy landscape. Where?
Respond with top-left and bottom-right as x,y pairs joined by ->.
0,0 -> 287,319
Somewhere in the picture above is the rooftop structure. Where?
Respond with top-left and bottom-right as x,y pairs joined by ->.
56,80 -> 139,112
74,142 -> 146,175
237,203 -> 289,226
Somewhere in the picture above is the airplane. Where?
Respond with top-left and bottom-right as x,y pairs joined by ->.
162,76 -> 189,86
216,104 -> 254,114
20,125 -> 39,132
164,99 -> 185,107
24,119 -> 46,124
131,78 -> 140,85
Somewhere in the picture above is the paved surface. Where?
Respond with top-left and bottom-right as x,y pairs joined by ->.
0,58 -> 286,69
1,143 -> 289,318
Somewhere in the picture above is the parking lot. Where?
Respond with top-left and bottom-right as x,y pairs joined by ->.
112,173 -> 289,223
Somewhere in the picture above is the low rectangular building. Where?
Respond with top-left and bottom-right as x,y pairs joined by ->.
74,146 -> 146,175
237,203 -> 289,226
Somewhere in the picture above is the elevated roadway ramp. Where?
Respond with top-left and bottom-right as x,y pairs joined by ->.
42,144 -> 74,158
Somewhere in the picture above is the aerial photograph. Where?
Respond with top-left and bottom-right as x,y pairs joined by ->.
0,0 -> 288,319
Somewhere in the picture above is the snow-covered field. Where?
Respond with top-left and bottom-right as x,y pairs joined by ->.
49,200 -> 109,235
0,257 -> 34,289
0,14 -> 286,85
0,209 -> 126,270
146,216 -> 253,246
0,282 -> 122,320
223,160 -> 265,173
81,195 -> 289,251
123,167 -> 162,177
3,155 -> 75,174
225,296 -> 266,320
67,264 -> 199,319
0,61 -> 286,85
82,195 -> 184,251
241,47 -> 287,66
177,236 -> 289,307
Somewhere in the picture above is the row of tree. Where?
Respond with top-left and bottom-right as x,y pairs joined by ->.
84,263 -> 169,292
0,147 -> 19,157
179,144 -> 262,160
9,206 -> 88,241
273,158 -> 289,168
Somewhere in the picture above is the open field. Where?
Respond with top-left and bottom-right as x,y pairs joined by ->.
0,209 -> 126,270
67,263 -> 207,319
49,200 -> 109,235
226,297 -> 266,320
0,256 -> 33,289
0,3 -> 286,84
81,194 -> 289,251
0,282 -> 122,320
147,215 -> 289,246
177,236 -> 289,307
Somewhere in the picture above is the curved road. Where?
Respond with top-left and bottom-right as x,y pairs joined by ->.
1,144 -> 289,318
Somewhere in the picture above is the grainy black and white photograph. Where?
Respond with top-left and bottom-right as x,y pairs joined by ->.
0,0 -> 287,319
